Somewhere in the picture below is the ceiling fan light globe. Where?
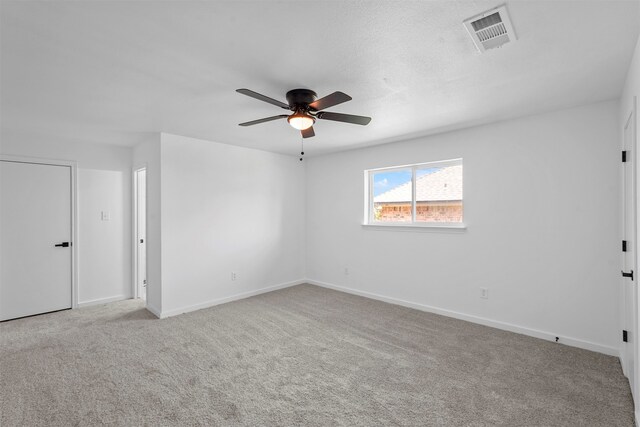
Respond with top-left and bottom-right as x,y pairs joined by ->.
288,114 -> 315,130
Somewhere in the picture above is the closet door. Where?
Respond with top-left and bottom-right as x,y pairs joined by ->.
1,161 -> 72,321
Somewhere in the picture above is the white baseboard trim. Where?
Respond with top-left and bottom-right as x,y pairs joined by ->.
146,303 -> 161,319
158,279 -> 306,319
306,279 -> 618,357
77,294 -> 129,308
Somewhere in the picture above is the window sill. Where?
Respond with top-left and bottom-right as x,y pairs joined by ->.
361,223 -> 467,232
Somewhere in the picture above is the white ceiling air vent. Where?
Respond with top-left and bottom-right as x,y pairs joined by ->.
463,5 -> 517,53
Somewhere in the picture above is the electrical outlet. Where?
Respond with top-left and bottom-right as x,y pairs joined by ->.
344,267 -> 349,276
231,272 -> 236,281
480,288 -> 489,299
101,211 -> 111,221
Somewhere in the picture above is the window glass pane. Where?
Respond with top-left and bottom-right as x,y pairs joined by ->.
372,169 -> 412,223
415,163 -> 463,223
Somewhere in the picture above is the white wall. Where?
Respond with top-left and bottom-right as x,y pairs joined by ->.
306,100 -> 620,355
0,136 -> 133,306
159,133 -> 305,317
132,136 -> 162,315
78,169 -> 128,304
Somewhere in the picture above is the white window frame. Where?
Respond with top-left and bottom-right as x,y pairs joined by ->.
364,158 -> 465,230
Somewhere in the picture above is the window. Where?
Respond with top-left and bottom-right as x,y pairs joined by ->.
366,159 -> 463,226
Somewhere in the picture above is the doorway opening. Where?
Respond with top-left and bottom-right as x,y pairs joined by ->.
133,167 -> 147,301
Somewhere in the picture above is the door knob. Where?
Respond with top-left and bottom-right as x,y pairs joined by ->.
54,242 -> 70,248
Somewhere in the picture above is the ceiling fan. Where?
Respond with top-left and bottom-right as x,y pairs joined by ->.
236,88 -> 371,138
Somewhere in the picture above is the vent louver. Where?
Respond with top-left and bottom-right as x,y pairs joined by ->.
463,5 -> 516,53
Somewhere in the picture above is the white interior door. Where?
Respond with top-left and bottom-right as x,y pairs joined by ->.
136,168 -> 147,300
623,107 -> 637,398
0,161 -> 72,321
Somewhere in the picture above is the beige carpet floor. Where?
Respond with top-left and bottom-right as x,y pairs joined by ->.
0,284 -> 634,426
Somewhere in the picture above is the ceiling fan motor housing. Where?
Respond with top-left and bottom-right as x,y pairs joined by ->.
286,89 -> 317,110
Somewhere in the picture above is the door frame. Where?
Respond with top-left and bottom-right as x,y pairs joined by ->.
132,164 -> 147,301
629,95 -> 640,403
622,96 -> 639,404
0,154 -> 79,308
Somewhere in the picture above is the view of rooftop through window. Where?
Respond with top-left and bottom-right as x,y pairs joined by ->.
369,160 -> 463,224
373,169 -> 412,222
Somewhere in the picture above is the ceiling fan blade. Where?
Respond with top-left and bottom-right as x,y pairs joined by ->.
236,89 -> 290,109
309,91 -> 352,111
301,126 -> 315,138
238,115 -> 288,126
316,111 -> 371,126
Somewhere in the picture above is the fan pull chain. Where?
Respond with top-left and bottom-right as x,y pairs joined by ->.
299,137 -> 305,161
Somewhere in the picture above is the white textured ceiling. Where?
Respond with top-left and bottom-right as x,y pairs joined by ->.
1,1 -> 639,156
